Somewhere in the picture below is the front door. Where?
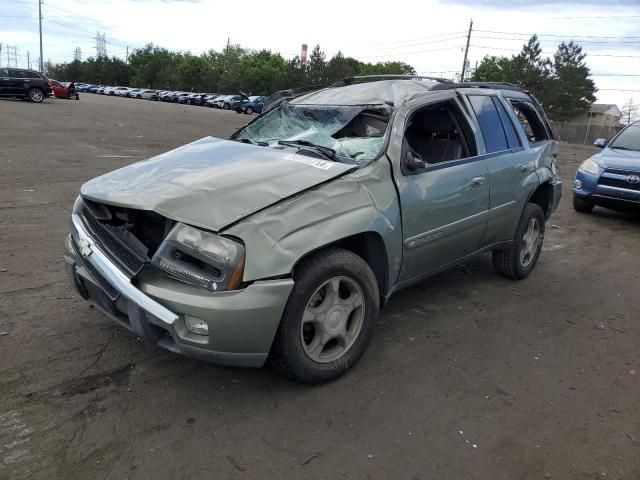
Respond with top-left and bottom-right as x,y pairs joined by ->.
394,98 -> 490,284
0,68 -> 12,96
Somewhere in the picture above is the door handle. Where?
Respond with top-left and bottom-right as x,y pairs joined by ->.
470,176 -> 485,188
520,162 -> 536,173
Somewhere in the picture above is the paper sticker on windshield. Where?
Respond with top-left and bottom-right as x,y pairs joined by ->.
284,153 -> 333,170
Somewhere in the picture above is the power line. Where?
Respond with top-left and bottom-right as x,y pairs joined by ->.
469,44 -> 640,58
473,35 -> 640,45
475,29 -> 640,40
354,45 -> 464,59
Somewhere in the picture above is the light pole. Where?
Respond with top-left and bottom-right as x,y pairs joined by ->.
38,0 -> 43,72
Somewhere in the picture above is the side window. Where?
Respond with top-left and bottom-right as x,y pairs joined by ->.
492,98 -> 521,149
509,100 -> 549,143
0,68 -> 8,78
8,69 -> 25,78
404,100 -> 477,168
468,95 -> 508,153
25,71 -> 40,79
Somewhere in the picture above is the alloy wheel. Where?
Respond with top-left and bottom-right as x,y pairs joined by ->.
300,276 -> 365,363
520,218 -> 541,267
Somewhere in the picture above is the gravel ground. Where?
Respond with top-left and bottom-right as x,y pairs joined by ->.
1,94 -> 639,480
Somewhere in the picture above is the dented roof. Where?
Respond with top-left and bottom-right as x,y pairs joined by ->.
290,79 -> 442,106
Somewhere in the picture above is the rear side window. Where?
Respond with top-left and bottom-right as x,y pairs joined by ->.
509,100 -> 550,143
492,98 -> 521,149
468,95 -> 508,153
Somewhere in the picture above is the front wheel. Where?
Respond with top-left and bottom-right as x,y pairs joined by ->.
245,106 -> 254,115
270,248 -> 379,384
573,195 -> 594,213
493,203 -> 545,280
28,88 -> 44,103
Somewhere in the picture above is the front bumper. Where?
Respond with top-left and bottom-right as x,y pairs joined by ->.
64,215 -> 293,367
574,169 -> 640,209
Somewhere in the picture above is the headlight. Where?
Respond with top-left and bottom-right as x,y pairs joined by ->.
151,223 -> 245,292
579,158 -> 600,175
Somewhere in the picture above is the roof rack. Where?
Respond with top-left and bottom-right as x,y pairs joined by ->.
430,81 -> 527,93
330,75 -> 453,88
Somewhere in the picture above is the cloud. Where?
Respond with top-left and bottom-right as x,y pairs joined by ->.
443,0 -> 639,6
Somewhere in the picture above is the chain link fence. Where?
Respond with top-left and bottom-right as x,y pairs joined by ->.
549,121 -> 621,145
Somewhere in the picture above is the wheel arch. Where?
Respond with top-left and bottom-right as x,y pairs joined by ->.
527,181 -> 554,219
292,231 -> 390,298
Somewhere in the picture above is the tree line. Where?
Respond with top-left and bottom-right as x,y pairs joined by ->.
471,35 -> 597,122
48,36 -> 599,122
48,44 -> 415,96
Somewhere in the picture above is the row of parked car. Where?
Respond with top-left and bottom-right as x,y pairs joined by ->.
74,83 -> 266,114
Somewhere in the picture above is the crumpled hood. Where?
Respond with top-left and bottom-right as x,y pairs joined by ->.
81,137 -> 356,231
594,147 -> 640,172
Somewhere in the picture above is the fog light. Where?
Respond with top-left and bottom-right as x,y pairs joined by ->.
184,315 -> 209,336
574,179 -> 583,190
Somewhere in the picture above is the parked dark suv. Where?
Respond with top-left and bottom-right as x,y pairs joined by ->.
0,68 -> 52,103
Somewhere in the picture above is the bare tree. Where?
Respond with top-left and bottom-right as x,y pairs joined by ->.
621,98 -> 639,125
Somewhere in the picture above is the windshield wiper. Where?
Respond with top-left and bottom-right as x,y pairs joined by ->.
610,146 -> 639,151
238,138 -> 268,147
277,140 -> 337,161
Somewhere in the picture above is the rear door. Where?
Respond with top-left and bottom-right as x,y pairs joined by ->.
7,69 -> 25,95
463,93 -> 541,245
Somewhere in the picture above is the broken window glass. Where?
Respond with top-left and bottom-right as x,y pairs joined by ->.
235,103 -> 389,162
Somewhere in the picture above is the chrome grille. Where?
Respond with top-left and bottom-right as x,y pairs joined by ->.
78,201 -> 146,276
70,235 -> 120,300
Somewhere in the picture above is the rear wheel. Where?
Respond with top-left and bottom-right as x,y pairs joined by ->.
28,87 -> 44,103
245,106 -> 254,115
493,203 -> 545,280
573,195 -> 594,213
270,248 -> 379,384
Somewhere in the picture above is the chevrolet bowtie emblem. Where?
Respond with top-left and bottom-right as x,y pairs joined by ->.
77,238 -> 93,257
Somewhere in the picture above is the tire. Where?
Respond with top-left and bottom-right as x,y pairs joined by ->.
27,87 -> 44,103
492,203 -> 545,280
573,195 -> 594,213
245,106 -> 253,115
223,103 -> 230,110
270,247 -> 380,384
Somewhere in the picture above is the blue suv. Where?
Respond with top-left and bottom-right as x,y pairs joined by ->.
573,120 -> 640,213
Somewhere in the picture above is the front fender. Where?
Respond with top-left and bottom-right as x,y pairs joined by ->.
224,159 -> 403,287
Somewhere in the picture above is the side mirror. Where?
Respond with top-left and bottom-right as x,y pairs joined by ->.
405,150 -> 426,171
593,138 -> 608,148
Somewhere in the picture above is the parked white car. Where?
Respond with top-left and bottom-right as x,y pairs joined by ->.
112,86 -> 132,97
140,89 -> 158,100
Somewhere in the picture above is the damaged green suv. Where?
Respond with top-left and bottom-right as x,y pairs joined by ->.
65,77 -> 562,383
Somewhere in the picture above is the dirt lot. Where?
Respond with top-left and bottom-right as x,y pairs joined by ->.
1,94 -> 639,480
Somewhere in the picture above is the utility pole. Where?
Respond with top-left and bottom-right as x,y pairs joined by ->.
6,46 -> 18,68
38,0 -> 44,71
460,19 -> 473,82
27,51 -> 30,69
125,46 -> 129,65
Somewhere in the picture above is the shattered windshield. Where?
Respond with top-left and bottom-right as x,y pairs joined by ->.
235,103 -> 389,162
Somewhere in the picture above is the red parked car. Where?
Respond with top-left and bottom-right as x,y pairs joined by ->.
50,80 -> 79,100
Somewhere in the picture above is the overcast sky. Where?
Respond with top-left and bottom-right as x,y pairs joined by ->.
2,0 -> 639,108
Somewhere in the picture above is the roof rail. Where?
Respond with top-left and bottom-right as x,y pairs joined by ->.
262,84 -> 324,113
430,81 -> 526,93
330,75 -> 453,88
